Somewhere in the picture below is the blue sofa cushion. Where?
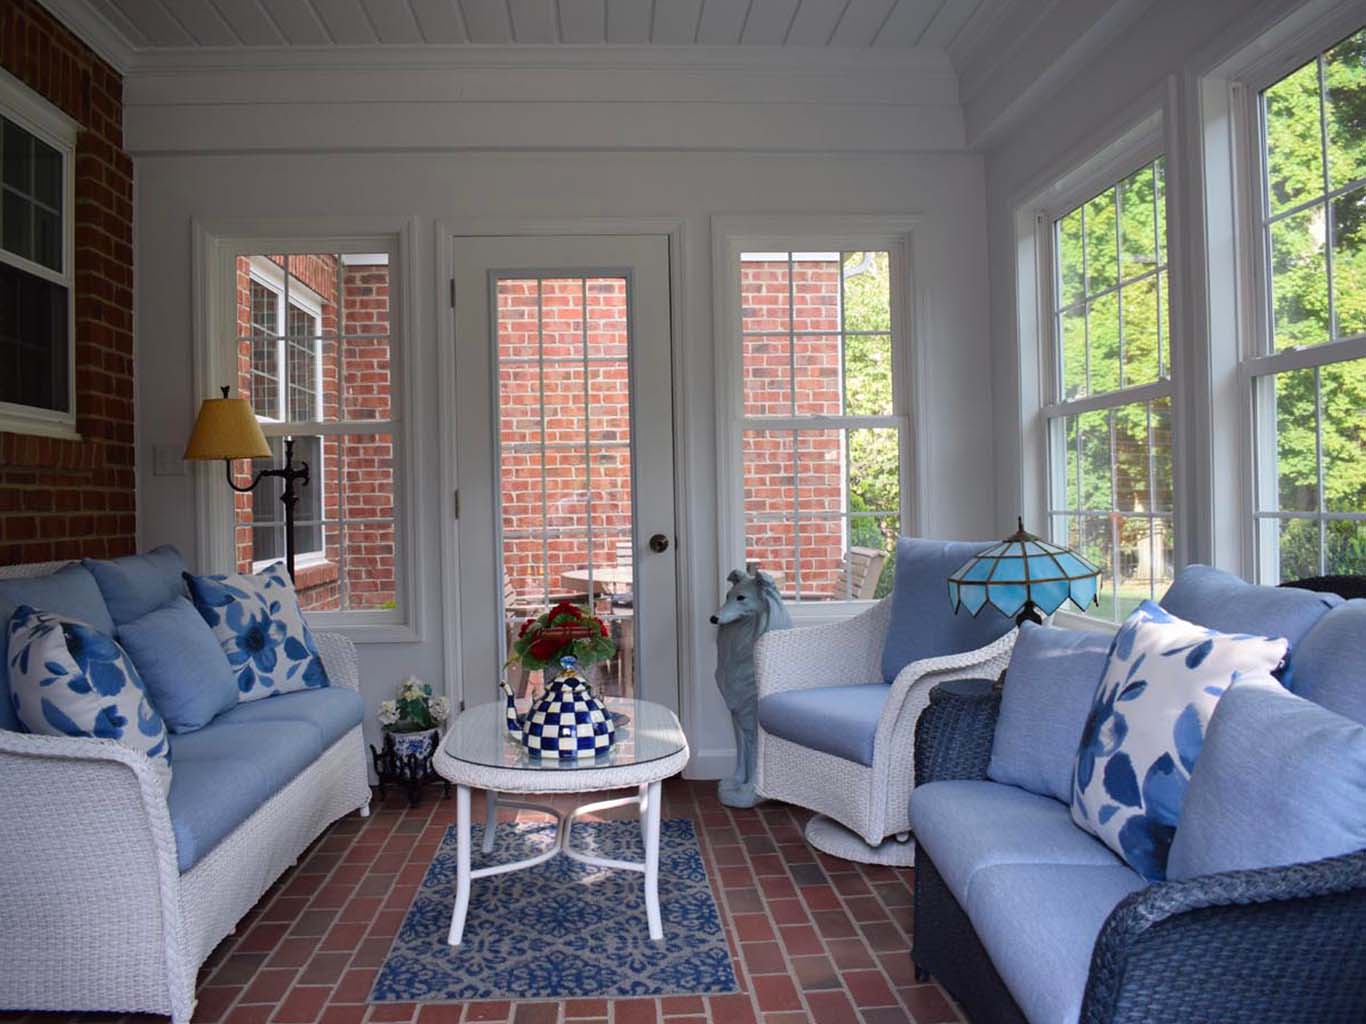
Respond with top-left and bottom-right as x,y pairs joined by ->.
758,683 -> 889,767
0,564 -> 114,731
1160,564 -> 1339,651
8,605 -> 172,792
1289,598 -> 1366,725
84,545 -> 189,626
165,688 -> 362,871
1071,601 -> 1287,882
909,780 -> 1121,908
965,862 -> 1146,1024
989,623 -> 1113,804
184,563 -> 330,701
881,537 -> 1015,684
116,597 -> 238,733
1167,680 -> 1366,880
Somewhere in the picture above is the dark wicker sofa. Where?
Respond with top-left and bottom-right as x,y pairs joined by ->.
910,682 -> 1366,1024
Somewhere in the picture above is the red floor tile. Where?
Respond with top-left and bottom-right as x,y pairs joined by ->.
751,976 -> 802,1013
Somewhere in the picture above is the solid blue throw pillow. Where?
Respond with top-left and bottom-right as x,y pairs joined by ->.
880,537 -> 1015,684
1167,680 -> 1366,879
184,562 -> 330,701
1160,564 -> 1339,650
1288,599 -> 1366,726
84,545 -> 189,626
1071,600 -> 1288,881
117,596 -> 239,733
988,623 -> 1113,804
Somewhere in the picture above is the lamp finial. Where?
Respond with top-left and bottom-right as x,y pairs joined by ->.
219,385 -> 230,399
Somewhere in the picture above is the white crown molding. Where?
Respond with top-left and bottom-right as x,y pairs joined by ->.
35,0 -> 136,74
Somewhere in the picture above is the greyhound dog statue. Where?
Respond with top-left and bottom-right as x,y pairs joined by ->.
709,568 -> 791,808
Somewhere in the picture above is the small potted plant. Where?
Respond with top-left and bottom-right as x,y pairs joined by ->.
377,677 -> 451,759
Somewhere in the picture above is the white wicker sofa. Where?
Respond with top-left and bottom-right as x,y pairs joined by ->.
0,559 -> 371,1024
754,538 -> 1017,863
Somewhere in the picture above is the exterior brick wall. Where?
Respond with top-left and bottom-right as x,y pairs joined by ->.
0,1 -> 135,565
233,255 -> 396,610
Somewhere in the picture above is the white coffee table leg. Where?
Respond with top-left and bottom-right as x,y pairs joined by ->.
643,779 -> 663,941
482,789 -> 498,855
447,784 -> 472,946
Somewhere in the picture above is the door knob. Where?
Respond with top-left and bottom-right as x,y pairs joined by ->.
648,533 -> 670,553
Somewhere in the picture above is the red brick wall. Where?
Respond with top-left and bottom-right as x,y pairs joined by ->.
0,1 -> 135,565
232,256 -> 397,610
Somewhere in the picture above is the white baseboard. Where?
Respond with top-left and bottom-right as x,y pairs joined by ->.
683,747 -> 734,781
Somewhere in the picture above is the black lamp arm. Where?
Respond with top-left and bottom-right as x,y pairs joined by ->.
219,435 -> 311,582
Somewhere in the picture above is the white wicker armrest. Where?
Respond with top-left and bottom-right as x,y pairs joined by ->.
754,597 -> 893,697
0,730 -> 192,1021
872,628 -> 1018,756
313,631 -> 360,692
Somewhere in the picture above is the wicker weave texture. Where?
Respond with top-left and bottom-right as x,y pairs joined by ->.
0,550 -> 371,1024
754,598 -> 1015,847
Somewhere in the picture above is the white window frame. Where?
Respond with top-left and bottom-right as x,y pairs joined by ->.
192,219 -> 422,643
1229,11 -> 1366,583
0,69 -> 78,441
712,215 -> 921,626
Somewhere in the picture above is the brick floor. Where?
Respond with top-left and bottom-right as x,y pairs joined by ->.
0,779 -> 963,1024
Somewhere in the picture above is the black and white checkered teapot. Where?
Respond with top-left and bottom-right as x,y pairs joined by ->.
500,655 -> 616,759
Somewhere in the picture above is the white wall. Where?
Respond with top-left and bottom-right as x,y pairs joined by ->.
981,0 -> 1338,566
129,54 -> 993,773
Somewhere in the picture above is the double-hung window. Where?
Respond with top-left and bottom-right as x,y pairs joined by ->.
1246,24 -> 1366,582
1043,153 -> 1175,620
728,244 -> 910,608
0,77 -> 75,438
216,246 -> 406,625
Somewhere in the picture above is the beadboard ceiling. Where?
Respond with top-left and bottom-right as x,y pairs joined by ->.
47,0 -> 1016,55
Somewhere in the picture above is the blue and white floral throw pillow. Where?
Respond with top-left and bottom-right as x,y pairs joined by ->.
1070,600 -> 1288,881
8,606 -> 172,791
183,562 -> 329,702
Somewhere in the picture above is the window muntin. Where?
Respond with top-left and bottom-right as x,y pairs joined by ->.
231,253 -> 399,614
738,251 -> 904,602
1046,156 -> 1175,620
0,97 -> 73,431
1250,25 -> 1366,582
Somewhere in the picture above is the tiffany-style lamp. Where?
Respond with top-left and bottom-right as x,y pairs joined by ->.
947,518 -> 1100,626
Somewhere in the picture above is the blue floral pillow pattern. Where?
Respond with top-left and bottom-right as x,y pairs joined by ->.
1070,600 -> 1288,881
183,563 -> 329,702
7,606 -> 172,791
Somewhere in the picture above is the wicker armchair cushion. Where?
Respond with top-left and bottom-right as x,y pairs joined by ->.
880,537 -> 1015,684
1071,601 -> 1288,882
965,861 -> 1145,1024
1167,681 -> 1366,880
0,563 -> 114,731
908,780 -> 1121,907
166,687 -> 363,870
757,682 -> 890,766
1290,598 -> 1366,724
1161,563 -> 1340,651
116,596 -> 238,733
83,544 -> 189,626
988,623 -> 1112,803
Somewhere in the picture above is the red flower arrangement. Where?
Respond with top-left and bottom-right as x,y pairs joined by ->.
506,601 -> 617,671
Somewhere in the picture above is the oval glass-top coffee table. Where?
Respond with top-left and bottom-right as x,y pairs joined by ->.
432,696 -> 689,946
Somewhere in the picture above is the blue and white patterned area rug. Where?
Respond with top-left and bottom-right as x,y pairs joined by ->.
370,817 -> 739,1002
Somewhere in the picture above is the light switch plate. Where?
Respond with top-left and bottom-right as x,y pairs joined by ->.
153,444 -> 187,477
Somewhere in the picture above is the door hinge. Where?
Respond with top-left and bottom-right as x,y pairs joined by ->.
453,489 -> 460,519
458,699 -> 466,713
449,278 -> 456,308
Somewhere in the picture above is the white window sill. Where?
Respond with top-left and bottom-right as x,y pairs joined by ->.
0,414 -> 80,442
1049,609 -> 1120,634
307,619 -> 421,644
783,599 -> 881,628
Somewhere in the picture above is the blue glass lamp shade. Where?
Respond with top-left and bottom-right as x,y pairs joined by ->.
947,518 -> 1100,622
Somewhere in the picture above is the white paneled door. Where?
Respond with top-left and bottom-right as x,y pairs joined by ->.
452,235 -> 679,711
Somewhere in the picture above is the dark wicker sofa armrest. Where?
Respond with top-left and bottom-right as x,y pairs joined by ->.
1081,848 -> 1366,1024
914,679 -> 1002,787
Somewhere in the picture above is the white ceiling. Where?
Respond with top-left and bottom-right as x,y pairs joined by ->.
55,0 -> 1005,52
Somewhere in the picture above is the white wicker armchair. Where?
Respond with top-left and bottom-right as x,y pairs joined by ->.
754,596 -> 1016,861
0,560 -> 371,1024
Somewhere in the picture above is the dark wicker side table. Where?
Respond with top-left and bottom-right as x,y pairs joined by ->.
913,677 -> 1001,788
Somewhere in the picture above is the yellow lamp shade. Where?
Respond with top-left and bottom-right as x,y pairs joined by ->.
184,394 -> 271,461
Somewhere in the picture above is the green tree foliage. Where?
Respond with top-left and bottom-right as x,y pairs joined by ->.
1262,28 -> 1366,577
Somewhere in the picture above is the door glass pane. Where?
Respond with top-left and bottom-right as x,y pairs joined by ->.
496,274 -> 636,697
